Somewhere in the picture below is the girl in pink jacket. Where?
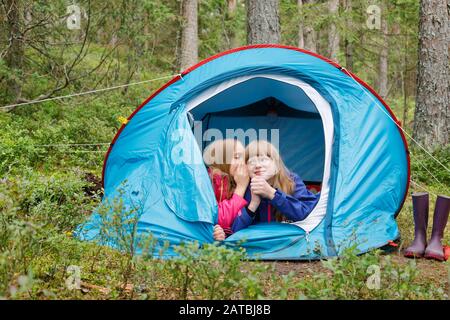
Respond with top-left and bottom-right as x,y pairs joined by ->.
203,139 -> 250,240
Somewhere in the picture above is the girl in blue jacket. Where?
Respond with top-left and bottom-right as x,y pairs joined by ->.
231,140 -> 320,233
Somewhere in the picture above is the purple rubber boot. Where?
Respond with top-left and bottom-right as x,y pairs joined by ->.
404,192 -> 429,258
424,195 -> 450,261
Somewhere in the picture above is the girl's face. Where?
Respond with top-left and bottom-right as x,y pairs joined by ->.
229,143 -> 245,175
247,154 -> 279,181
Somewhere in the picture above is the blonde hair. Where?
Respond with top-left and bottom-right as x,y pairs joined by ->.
203,139 -> 244,199
246,140 -> 295,221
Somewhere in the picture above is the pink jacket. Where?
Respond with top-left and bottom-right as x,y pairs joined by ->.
208,168 -> 248,234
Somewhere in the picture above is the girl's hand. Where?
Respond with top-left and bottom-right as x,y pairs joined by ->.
213,225 -> 226,241
248,189 -> 261,212
233,163 -> 250,196
250,176 -> 276,200
233,163 -> 250,187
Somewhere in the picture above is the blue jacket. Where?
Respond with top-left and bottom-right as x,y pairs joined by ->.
231,173 -> 320,233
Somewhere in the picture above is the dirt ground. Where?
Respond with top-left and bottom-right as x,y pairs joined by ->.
266,252 -> 449,294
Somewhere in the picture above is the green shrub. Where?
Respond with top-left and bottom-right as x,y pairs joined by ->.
410,145 -> 450,191
163,242 -> 268,299
295,246 -> 447,300
6,171 -> 99,231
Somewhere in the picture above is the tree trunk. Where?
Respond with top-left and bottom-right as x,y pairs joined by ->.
179,0 -> 198,71
302,0 -> 316,52
378,2 -> 388,99
4,0 -> 24,104
413,0 -> 449,147
343,0 -> 353,71
298,0 -> 304,48
227,0 -> 239,48
328,0 -> 339,61
144,9 -> 150,52
317,28 -> 327,57
246,0 -> 280,44
402,36 -> 409,130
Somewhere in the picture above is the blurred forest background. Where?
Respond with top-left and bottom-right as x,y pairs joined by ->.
0,0 -> 448,299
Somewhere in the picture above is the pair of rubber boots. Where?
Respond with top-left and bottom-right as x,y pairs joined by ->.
404,193 -> 449,261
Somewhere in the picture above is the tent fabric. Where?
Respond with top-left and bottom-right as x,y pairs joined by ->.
77,44 -> 410,260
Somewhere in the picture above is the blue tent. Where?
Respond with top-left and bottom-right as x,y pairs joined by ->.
78,45 -> 410,260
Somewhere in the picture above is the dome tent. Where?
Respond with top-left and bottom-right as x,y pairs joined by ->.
78,44 -> 410,260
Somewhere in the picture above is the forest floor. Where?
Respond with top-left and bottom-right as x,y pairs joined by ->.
269,254 -> 449,293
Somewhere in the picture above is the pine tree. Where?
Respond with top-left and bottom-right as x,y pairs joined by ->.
246,0 -> 280,44
413,0 -> 449,147
180,0 -> 198,70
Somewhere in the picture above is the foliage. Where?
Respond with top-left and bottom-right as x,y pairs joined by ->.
410,145 -> 450,191
164,241 -> 269,299
199,0 -> 246,56
296,246 -> 446,299
0,169 -> 99,296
